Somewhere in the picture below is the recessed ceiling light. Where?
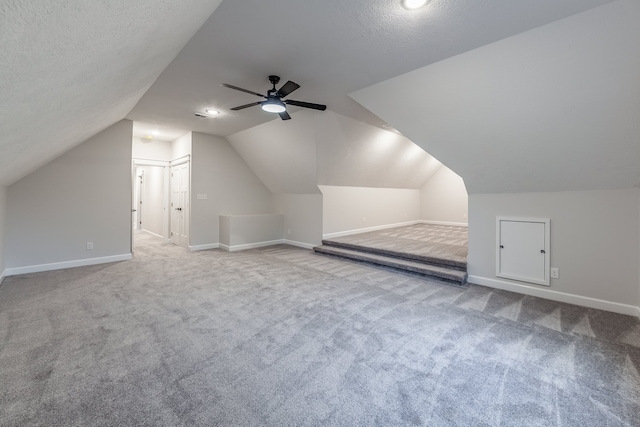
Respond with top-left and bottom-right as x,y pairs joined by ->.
205,109 -> 220,116
402,0 -> 430,10
151,130 -> 160,136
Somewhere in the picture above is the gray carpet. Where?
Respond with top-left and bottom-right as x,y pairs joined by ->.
1,231 -> 639,426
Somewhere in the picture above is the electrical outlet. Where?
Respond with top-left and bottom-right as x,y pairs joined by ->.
86,242 -> 94,250
362,217 -> 366,223
550,268 -> 559,279
287,229 -> 291,235
463,213 -> 468,220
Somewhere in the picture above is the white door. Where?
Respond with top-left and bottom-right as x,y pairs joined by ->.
170,163 -> 189,248
135,171 -> 143,230
497,217 -> 550,286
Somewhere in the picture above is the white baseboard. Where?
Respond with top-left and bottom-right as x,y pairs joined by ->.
468,275 -> 640,319
189,243 -> 220,252
283,239 -> 316,250
323,220 -> 420,239
141,229 -> 164,239
5,254 -> 133,276
220,239 -> 284,252
420,220 -> 468,227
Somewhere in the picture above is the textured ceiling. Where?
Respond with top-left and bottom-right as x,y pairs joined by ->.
1,0 -> 614,187
352,0 -> 640,193
0,0 -> 222,186
127,0 -> 612,138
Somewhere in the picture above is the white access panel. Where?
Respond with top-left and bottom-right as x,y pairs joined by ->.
496,217 -> 550,286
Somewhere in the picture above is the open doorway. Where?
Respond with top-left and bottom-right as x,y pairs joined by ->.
131,123 -> 191,252
131,160 -> 171,251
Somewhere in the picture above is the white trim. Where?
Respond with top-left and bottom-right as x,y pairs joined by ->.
283,239 -> 316,250
468,275 -> 640,318
189,243 -> 220,252
419,220 -> 469,227
5,254 -> 133,276
170,155 -> 190,166
323,221 -> 420,239
220,239 -> 284,252
132,159 -> 170,167
141,229 -> 164,240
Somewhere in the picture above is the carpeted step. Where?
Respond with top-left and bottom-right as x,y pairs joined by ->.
313,245 -> 467,285
321,239 -> 467,271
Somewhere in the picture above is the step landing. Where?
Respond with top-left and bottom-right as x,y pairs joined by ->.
313,244 -> 467,285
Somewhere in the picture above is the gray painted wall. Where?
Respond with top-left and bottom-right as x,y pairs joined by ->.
421,166 -> 468,224
190,132 -> 273,247
0,185 -> 7,279
274,194 -> 323,246
228,110 -> 442,194
219,214 -> 284,248
227,112 -> 318,194
320,186 -> 420,236
6,120 -> 133,268
468,189 -> 639,307
316,111 -> 441,189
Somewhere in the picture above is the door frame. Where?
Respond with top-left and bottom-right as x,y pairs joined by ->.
131,159 -> 171,250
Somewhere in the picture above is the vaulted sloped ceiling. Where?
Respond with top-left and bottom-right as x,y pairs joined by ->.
351,0 -> 640,194
0,0 -> 223,186
127,0 -> 612,138
2,0 -> 618,190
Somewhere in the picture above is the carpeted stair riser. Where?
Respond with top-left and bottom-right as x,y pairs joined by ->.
321,239 -> 467,271
314,245 -> 467,285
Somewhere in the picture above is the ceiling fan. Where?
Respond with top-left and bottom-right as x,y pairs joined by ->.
221,75 -> 327,120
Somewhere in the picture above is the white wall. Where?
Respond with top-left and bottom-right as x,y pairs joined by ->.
421,165 -> 468,225
468,189 -> 640,315
190,132 -> 273,248
320,186 -> 420,236
0,185 -> 7,280
6,120 -> 133,272
274,193 -> 323,248
172,132 -> 192,160
132,137 -> 172,162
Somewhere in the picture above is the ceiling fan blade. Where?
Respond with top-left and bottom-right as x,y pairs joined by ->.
285,100 -> 327,111
221,83 -> 266,98
276,81 -> 300,98
279,111 -> 291,120
230,101 -> 262,111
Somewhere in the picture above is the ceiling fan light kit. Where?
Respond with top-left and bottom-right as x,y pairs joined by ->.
261,99 -> 286,113
402,0 -> 430,10
221,75 -> 326,121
